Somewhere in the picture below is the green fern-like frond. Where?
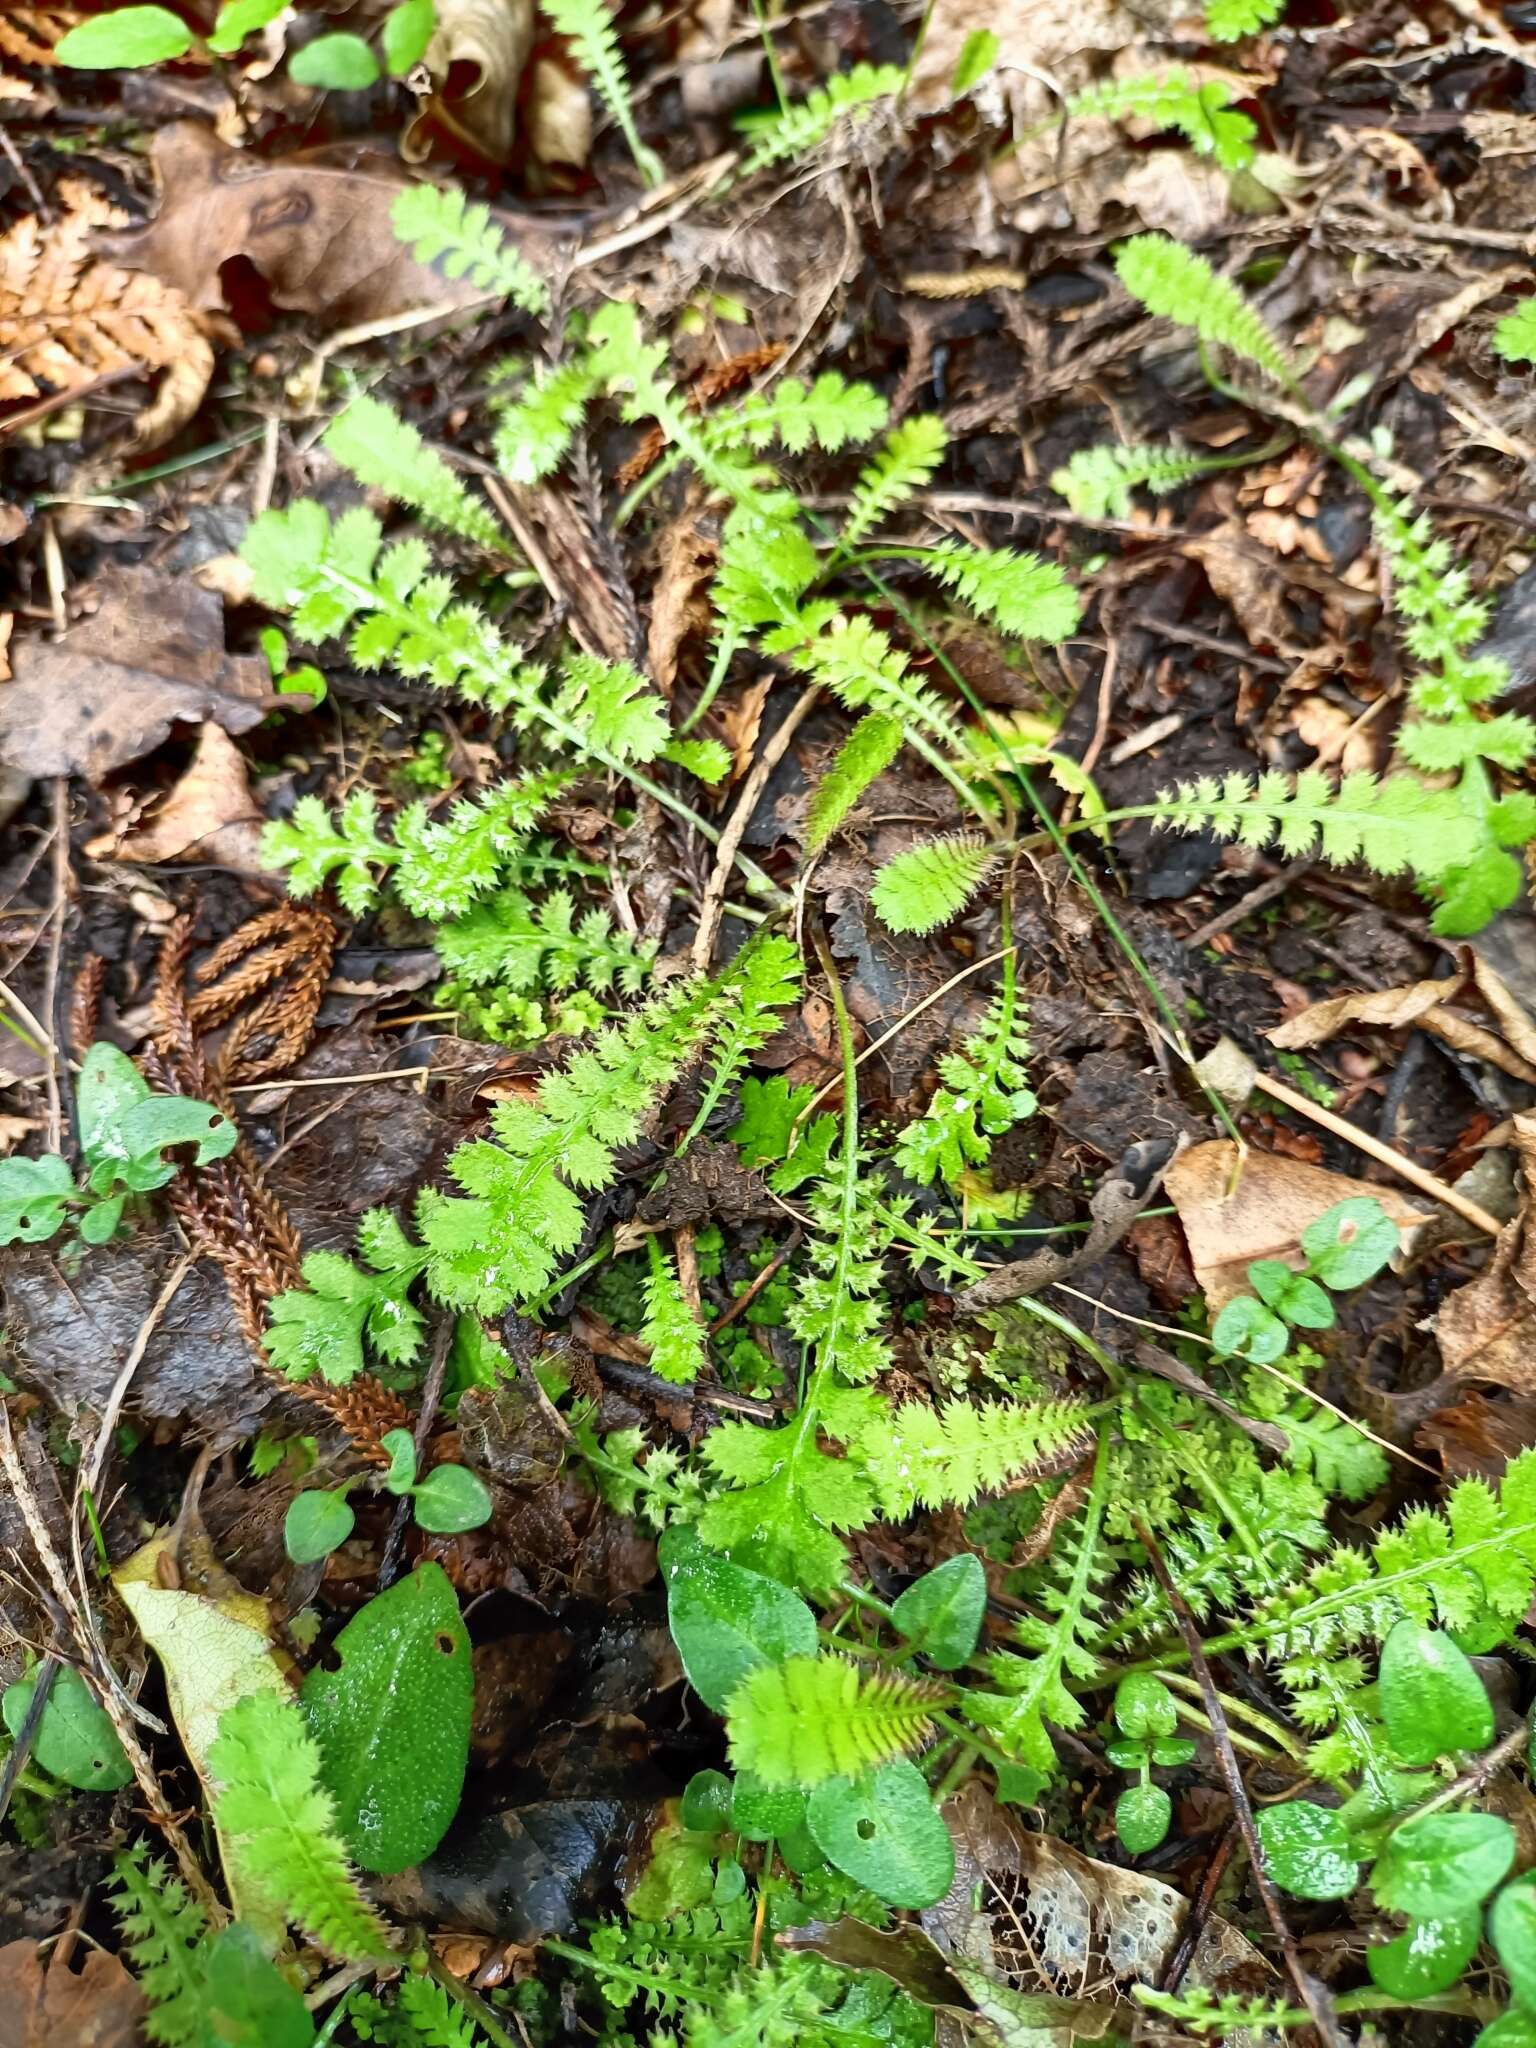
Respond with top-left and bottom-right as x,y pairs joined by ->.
265,1207 -> 428,1382
1115,232 -> 1294,382
725,1654 -> 940,1786
642,1235 -> 707,1385
851,1392 -> 1092,1519
435,885 -> 657,995
208,1691 -> 394,1963
493,360 -> 597,484
685,932 -> 803,1143
324,397 -> 503,547
804,712 -> 904,854
838,416 -> 949,554
698,1412 -> 875,1591
1371,492 -> 1508,717
1495,296 -> 1536,366
111,1845 -> 211,2048
1204,0 -> 1284,39
786,612 -> 974,762
735,62 -> 906,181
390,182 -> 549,316
870,834 -> 996,934
894,966 -> 1034,1187
263,790 -> 393,915
920,538 -> 1081,643
540,0 -> 662,185
1066,68 -> 1256,168
394,1975 -> 486,2045
717,370 -> 891,456
419,974 -> 729,1313
1051,440 -> 1222,519
553,651 -> 672,765
787,1164 -> 895,1386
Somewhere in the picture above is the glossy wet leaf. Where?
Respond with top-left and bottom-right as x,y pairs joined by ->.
1115,1783 -> 1171,1856
1256,1800 -> 1358,1900
1373,1811 -> 1514,1918
680,1768 -> 733,1833
411,1462 -> 493,1533
381,1429 -> 417,1491
1379,1619 -> 1494,1763
1248,1260 -> 1334,1329
731,1771 -> 806,1842
807,1762 -> 955,1908
284,1490 -> 355,1565
2,1665 -> 132,1790
202,1924 -> 317,2046
0,1154 -> 74,1244
1492,1876 -> 1536,2013
382,0 -> 435,73
891,1553 -> 986,1670
1367,1911 -> 1481,1999
1210,1293 -> 1288,1363
660,1526 -> 816,1711
300,1563 -> 472,1873
1114,1672 -> 1178,1740
77,1043 -> 150,1163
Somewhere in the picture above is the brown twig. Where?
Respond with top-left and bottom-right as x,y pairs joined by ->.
1134,1517 -> 1341,2048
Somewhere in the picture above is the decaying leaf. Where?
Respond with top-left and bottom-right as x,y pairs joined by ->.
405,0 -> 537,166
1436,1114 -> 1536,1392
98,124 -> 547,329
0,570 -> 272,782
924,1785 -> 1275,2042
0,182 -> 213,446
1270,950 -> 1536,1087
1165,1140 -> 1426,1310
100,722 -> 270,871
907,0 -> 1188,112
0,1940 -> 145,2048
646,505 -> 718,695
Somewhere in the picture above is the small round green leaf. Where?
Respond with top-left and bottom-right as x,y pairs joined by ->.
300,1563 -> 472,1873
1115,1782 -> 1172,1856
1248,1261 -> 1334,1330
807,1762 -> 955,1909
1151,1736 -> 1198,1767
890,1554 -> 986,1670
411,1462 -> 493,1534
55,6 -> 194,66
1368,1911 -> 1481,2000
2,1665 -> 132,1789
284,1488 -> 355,1565
1210,1293 -> 1288,1363
731,1770 -> 806,1843
289,31 -> 381,87
1492,1875 -> 1536,2014
1256,1800 -> 1358,1900
1114,1672 -> 1177,1740
661,1529 -> 817,1712
1301,1197 -> 1398,1289
380,1429 -> 417,1493
78,1193 -> 127,1244
680,1768 -> 734,1834
1379,1619 -> 1495,1764
1374,1812 -> 1514,1919
207,0 -> 288,54
382,0 -> 435,73
1478,2012 -> 1536,2048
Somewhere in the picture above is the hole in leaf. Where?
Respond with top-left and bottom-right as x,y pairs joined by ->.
435,1631 -> 457,1654
856,1818 -> 877,1841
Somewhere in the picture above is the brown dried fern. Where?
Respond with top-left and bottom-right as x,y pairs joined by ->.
0,183 -> 213,446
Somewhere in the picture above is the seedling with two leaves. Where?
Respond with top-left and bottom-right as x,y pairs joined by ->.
0,1042 -> 235,1249
1209,1196 -> 1399,1365
283,1428 -> 492,1564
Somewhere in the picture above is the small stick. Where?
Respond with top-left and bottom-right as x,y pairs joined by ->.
1135,1517 -> 1343,2048
692,683 -> 819,970
0,1657 -> 57,1829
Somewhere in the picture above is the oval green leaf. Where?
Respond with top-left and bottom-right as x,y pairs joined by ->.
55,5 -> 194,66
1374,1812 -> 1514,1918
411,1462 -> 493,1534
289,31 -> 381,87
890,1554 -> 986,1670
1367,1911 -> 1481,2000
1114,1672 -> 1177,1740
1379,1619 -> 1494,1764
1490,1875 -> 1536,2012
208,0 -> 289,55
680,1768 -> 734,1834
1301,1196 -> 1398,1289
0,1154 -> 75,1245
284,1489 -> 355,1566
1256,1800 -> 1358,1900
300,1562 -> 472,1873
1478,2011 -> 1536,2048
2,1665 -> 132,1790
382,0 -> 435,74
662,1530 -> 817,1712
1115,1782 -> 1171,1856
731,1771 -> 806,1843
807,1762 -> 955,1909
203,1924 -> 318,2047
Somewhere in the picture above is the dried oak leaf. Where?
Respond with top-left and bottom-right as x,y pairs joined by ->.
0,182 -> 213,446
0,1940 -> 145,2048
0,569 -> 271,781
1436,1113 -> 1536,1392
1165,1139 -> 1426,1311
96,123 -> 527,327
404,0 -> 536,166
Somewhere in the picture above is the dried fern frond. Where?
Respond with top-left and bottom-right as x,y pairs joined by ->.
0,8 -> 78,97
0,185 -> 213,446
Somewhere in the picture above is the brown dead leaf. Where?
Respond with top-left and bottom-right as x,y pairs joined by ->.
105,723 -> 269,870
0,1940 -> 145,2048
1270,953 -> 1536,1088
1183,527 -> 1298,654
1417,1390 -> 1536,1480
1165,1140 -> 1426,1310
1289,694 -> 1378,775
98,125 -> 548,329
406,0 -> 536,165
527,55 -> 593,167
646,507 -> 718,696
0,182 -> 213,448
1435,1115 -> 1536,1392
0,569 -> 272,782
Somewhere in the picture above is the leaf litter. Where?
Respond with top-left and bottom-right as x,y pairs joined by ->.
4,4 -> 1536,2046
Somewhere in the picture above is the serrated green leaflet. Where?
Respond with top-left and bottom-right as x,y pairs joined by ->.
301,1563 -> 472,1873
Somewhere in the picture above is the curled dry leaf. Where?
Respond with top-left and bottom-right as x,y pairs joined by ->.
98,722 -> 270,872
527,55 -> 593,169
1165,1139 -> 1426,1311
97,124 -> 547,329
0,1939 -> 145,2048
906,0 -> 1188,112
0,570 -> 271,782
404,0 -> 537,165
0,182 -> 213,448
646,505 -> 718,696
1270,951 -> 1536,1088
1436,1114 -> 1536,1393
